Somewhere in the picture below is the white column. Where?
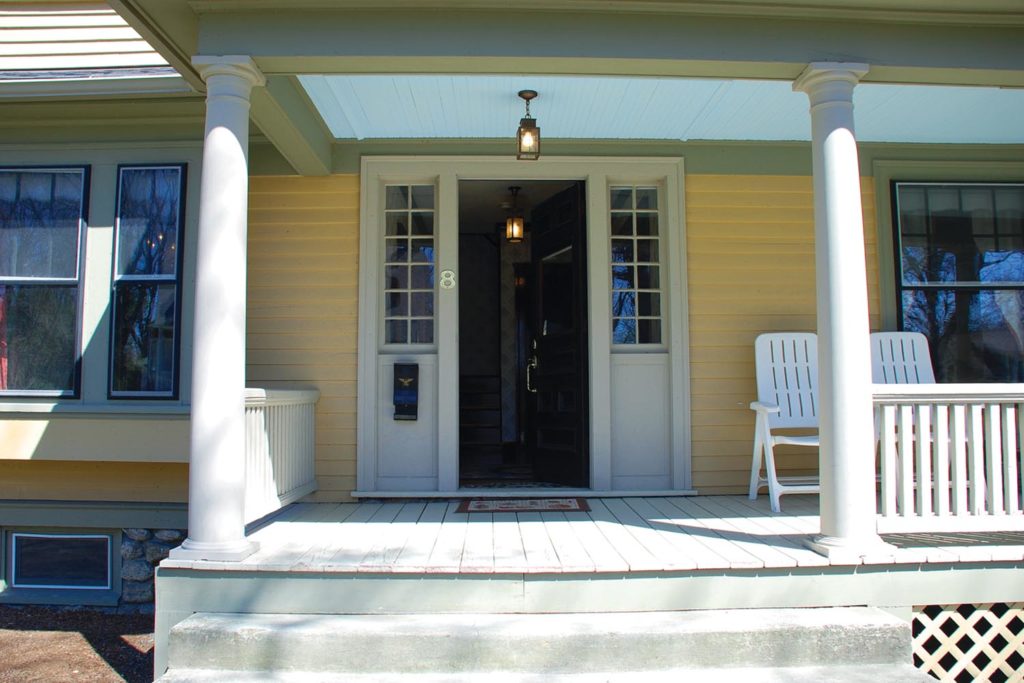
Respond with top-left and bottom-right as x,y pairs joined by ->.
793,63 -> 893,561
171,56 -> 265,562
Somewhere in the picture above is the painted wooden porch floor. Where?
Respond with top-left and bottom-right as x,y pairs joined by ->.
162,495 -> 1024,574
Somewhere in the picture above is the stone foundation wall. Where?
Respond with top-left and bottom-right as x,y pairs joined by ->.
120,528 -> 185,604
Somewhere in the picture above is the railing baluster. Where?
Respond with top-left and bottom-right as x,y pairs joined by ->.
968,404 -> 986,515
985,403 -> 1004,515
934,404 -> 949,518
951,403 -> 968,516
899,404 -> 915,517
917,404 -> 932,516
881,404 -> 897,517
1002,404 -> 1019,515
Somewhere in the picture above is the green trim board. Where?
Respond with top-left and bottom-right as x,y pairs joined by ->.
0,500 -> 187,529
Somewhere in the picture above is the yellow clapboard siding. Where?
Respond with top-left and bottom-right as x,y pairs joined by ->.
246,174 -> 360,501
0,461 -> 187,502
686,174 -> 879,492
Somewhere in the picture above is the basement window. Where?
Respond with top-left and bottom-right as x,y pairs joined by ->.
9,533 -> 111,590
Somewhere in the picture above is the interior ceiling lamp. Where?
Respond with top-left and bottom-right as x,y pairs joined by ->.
516,90 -> 540,160
506,186 -> 525,243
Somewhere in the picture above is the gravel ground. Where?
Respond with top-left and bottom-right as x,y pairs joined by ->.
0,605 -> 154,683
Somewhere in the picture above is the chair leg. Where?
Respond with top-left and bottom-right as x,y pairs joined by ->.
763,439 -> 782,513
750,430 -> 766,500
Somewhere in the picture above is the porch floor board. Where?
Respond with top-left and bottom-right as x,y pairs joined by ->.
161,495 -> 1024,574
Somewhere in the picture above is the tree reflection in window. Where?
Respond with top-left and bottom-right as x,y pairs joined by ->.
111,166 -> 185,396
896,183 -> 1024,382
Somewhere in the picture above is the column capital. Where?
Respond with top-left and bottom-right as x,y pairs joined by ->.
793,62 -> 869,102
192,55 -> 266,89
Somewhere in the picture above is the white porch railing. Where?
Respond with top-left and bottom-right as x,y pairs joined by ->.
874,384 -> 1024,533
244,387 -> 320,524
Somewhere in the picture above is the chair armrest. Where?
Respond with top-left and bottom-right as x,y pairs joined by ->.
750,401 -> 780,414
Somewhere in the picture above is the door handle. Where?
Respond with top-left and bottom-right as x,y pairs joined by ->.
526,356 -> 538,393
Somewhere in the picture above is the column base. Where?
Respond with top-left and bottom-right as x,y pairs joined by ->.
169,537 -> 259,562
804,534 -> 897,564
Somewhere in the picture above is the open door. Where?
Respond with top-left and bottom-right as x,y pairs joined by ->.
526,182 -> 589,486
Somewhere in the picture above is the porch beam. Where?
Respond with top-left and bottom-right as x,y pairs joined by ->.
249,76 -> 331,176
794,63 -> 893,562
170,55 -> 264,563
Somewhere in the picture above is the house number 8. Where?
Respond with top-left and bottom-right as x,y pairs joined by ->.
440,270 -> 456,289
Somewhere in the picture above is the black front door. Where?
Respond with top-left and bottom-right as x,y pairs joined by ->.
526,182 -> 589,487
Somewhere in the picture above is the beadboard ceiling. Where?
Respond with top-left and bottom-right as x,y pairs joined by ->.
299,74 -> 1024,144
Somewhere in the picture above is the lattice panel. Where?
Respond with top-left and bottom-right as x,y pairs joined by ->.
913,603 -> 1024,682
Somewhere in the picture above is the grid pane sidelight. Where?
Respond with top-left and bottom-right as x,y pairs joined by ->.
383,184 -> 435,344
610,185 -> 662,345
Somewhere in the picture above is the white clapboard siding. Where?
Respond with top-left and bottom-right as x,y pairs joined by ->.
0,5 -> 167,71
245,388 -> 320,523
875,384 -> 1024,533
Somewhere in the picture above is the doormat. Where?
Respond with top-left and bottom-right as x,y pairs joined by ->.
456,498 -> 590,513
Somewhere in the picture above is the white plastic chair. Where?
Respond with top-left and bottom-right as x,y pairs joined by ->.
870,331 -> 935,384
749,332 -> 820,513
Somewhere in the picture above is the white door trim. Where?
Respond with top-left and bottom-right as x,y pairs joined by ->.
357,156 -> 691,493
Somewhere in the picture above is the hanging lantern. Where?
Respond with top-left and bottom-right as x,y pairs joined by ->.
516,90 -> 540,160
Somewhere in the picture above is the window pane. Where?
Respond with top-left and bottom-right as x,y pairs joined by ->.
610,187 -> 632,210
638,292 -> 661,316
385,186 -> 408,210
386,292 -> 408,317
116,167 -> 181,276
111,283 -> 176,393
611,265 -> 634,289
902,288 -> 1024,382
611,239 -> 633,263
635,214 -> 658,236
410,319 -> 433,344
610,213 -> 633,236
411,213 -> 433,236
409,265 -> 433,290
411,185 -> 434,209
612,318 -> 636,344
410,292 -> 433,316
385,319 -> 407,344
385,265 -> 408,290
638,319 -> 662,344
611,291 -> 635,318
635,188 -> 657,210
410,239 -> 434,263
385,214 -> 408,236
385,238 -> 408,263
0,284 -> 77,392
0,169 -> 83,279
636,239 -> 659,263
637,265 -> 660,289
12,535 -> 109,589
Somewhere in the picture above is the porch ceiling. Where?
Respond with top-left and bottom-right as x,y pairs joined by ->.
299,74 -> 1024,144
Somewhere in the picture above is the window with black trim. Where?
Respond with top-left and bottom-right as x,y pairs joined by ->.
110,165 -> 185,397
894,182 -> 1024,382
0,167 -> 88,396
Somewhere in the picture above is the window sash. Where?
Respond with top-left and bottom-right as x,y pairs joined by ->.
0,167 -> 87,397
382,183 -> 436,346
609,184 -> 664,347
10,532 -> 112,590
109,164 -> 185,398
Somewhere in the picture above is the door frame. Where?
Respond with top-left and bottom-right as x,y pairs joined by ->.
357,156 -> 690,493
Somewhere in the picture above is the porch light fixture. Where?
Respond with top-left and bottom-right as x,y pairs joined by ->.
516,90 -> 540,160
505,186 -> 525,243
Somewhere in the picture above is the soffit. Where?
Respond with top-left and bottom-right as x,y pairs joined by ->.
299,74 -> 1024,145
185,0 -> 1024,28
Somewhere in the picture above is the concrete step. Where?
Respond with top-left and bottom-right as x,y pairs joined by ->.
159,663 -> 934,682
162,607 -> 920,678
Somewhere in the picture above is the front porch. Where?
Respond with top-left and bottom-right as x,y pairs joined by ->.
155,495 -> 1024,679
